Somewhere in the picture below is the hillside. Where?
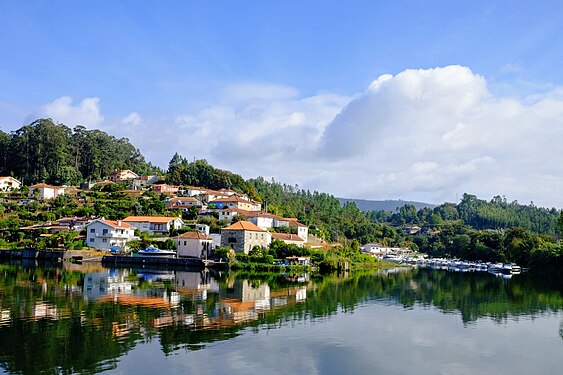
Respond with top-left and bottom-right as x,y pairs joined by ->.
338,198 -> 435,212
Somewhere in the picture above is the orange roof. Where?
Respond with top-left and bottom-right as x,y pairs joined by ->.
222,221 -> 267,232
271,232 -> 305,241
99,219 -> 135,229
177,232 -> 212,240
123,216 -> 182,224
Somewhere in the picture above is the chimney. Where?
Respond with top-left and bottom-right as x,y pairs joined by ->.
117,220 -> 122,226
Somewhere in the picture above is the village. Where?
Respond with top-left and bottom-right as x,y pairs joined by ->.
0,171 -> 317,265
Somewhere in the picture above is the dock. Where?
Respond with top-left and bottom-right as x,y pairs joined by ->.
102,255 -> 227,269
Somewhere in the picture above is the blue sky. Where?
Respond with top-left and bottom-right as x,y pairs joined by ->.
2,1 -> 563,206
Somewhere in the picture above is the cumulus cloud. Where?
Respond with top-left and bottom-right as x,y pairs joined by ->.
34,96 -> 104,128
32,67 -> 563,207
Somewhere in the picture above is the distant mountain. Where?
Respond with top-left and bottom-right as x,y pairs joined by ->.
338,198 -> 436,212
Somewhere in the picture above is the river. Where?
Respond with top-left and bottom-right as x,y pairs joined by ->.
0,261 -> 561,374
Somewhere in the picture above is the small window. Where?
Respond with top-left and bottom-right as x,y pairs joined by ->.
102,229 -> 108,235
89,238 -> 94,242
90,228 -> 95,233
102,239 -> 108,243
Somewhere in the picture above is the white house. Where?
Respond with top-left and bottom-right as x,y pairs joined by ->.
0,176 -> 21,191
29,183 -> 66,199
246,212 -> 276,230
86,219 -> 136,251
289,220 -> 309,243
174,231 -> 213,258
122,216 -> 184,234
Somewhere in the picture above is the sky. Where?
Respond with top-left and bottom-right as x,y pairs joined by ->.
1,1 -> 563,207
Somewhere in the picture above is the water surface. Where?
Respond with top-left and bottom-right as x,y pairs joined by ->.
0,262 -> 561,374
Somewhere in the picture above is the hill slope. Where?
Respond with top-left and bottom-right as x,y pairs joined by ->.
338,198 -> 435,212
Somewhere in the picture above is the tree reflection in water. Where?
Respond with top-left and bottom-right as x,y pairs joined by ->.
0,262 -> 562,374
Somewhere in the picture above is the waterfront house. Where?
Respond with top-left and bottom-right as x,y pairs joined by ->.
29,183 -> 66,200
284,256 -> 311,266
122,215 -> 184,234
174,231 -> 213,258
0,176 -> 21,191
85,219 -> 136,251
220,221 -> 271,254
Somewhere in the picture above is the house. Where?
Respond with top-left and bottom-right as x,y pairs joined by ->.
122,216 -> 184,234
57,217 -> 94,231
288,220 -> 309,243
209,196 -> 260,211
85,219 -> 136,251
174,231 -> 213,258
0,176 -> 21,191
284,256 -> 311,266
184,186 -> 208,197
246,212 -> 278,229
109,169 -> 139,182
220,221 -> 271,254
29,183 -> 66,199
151,184 -> 180,195
271,232 -> 306,247
218,208 -> 253,222
166,197 -> 203,211
131,174 -> 159,189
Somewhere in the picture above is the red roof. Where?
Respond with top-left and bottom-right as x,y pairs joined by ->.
222,221 -> 267,232
177,232 -> 212,240
99,220 -> 135,229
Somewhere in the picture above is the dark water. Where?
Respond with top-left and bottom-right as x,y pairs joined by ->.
0,261 -> 562,375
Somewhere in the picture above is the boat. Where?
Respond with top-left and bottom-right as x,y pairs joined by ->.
138,245 -> 177,258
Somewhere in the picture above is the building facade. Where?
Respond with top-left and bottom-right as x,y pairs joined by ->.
85,219 -> 136,251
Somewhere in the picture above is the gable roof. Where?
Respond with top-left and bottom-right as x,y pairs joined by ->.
271,232 -> 305,242
222,221 -> 267,232
176,231 -> 212,240
96,219 -> 135,229
123,216 -> 182,224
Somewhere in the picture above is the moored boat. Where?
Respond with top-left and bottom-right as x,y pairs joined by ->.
138,245 -> 177,258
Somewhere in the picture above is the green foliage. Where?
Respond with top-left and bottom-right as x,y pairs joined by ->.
167,155 -> 258,198
0,119 -> 160,184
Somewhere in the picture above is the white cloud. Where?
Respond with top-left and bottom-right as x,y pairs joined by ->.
31,67 -> 563,207
34,96 -> 104,128
121,112 -> 142,126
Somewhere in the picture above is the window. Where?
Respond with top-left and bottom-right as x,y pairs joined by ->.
102,229 -> 108,235
184,241 -> 186,246
89,238 -> 94,242
90,228 -> 95,233
102,239 -> 108,243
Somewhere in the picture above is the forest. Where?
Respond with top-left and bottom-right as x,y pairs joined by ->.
0,119 -> 159,185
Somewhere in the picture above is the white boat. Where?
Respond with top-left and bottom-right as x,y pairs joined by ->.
138,245 -> 177,258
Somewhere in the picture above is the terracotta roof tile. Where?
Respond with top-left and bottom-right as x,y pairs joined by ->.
222,221 -> 267,232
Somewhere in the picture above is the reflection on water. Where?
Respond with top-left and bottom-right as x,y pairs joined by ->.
0,261 -> 561,374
